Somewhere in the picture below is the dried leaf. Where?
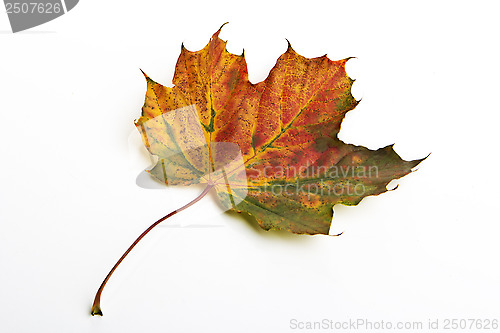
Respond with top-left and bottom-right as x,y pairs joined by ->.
136,26 -> 424,235
91,25 -> 426,317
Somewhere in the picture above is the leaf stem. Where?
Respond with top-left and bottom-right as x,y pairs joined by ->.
91,185 -> 214,316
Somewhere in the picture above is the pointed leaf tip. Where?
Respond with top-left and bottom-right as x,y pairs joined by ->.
212,22 -> 229,40
218,22 -> 229,32
388,184 -> 399,191
411,153 -> 430,170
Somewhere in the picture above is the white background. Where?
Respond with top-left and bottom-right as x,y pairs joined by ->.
1,1 -> 499,332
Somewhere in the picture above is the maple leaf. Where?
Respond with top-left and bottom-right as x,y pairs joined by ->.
135,25 -> 425,235
91,25 -> 425,316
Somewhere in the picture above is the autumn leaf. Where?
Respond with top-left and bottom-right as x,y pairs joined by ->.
91,24 -> 425,316
135,25 -> 424,235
